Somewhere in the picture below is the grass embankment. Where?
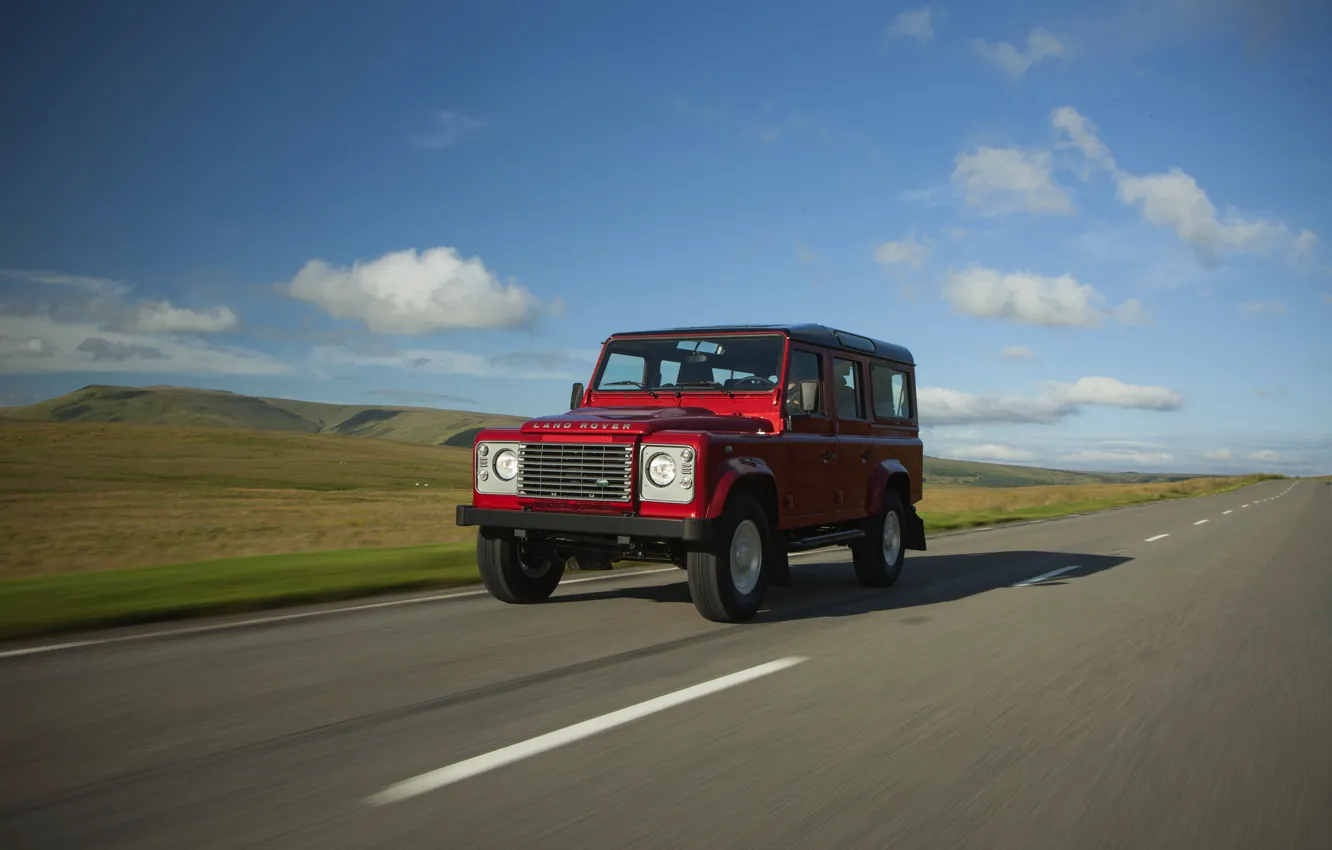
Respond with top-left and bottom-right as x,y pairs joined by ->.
917,474 -> 1279,532
0,420 -> 1282,641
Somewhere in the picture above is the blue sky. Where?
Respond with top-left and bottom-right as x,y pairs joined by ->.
1,0 -> 1329,475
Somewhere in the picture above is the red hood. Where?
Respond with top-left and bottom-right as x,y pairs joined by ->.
522,406 -> 767,436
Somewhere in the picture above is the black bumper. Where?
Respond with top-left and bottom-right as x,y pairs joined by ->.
456,505 -> 712,542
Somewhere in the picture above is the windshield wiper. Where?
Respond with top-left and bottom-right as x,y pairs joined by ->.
600,380 -> 657,397
670,380 -> 732,397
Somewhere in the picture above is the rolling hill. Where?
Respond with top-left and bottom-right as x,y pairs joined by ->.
1,384 -> 526,447
2,384 -> 1216,487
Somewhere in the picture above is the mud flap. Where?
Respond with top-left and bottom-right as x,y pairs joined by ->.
904,505 -> 927,551
768,533 -> 792,586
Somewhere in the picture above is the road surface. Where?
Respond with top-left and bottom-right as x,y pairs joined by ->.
3,478 -> 1330,849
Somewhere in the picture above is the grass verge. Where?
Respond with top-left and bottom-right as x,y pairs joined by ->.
919,474 -> 1275,533
0,542 -> 483,642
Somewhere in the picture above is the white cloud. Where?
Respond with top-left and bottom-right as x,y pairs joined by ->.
948,443 -> 1037,462
1051,106 -> 1114,172
942,266 -> 1150,327
971,27 -> 1067,79
873,233 -> 931,268
411,110 -> 483,150
127,301 -> 239,333
0,268 -> 130,295
917,386 -> 1071,425
1044,376 -> 1183,411
0,268 -> 241,337
1100,439 -> 1168,450
1113,298 -> 1153,325
1051,107 -> 1316,265
1239,301 -> 1286,314
1249,449 -> 1281,463
0,314 -> 289,375
919,375 -> 1183,426
952,146 -> 1072,215
1001,345 -> 1035,361
311,345 -> 597,381
287,247 -> 552,334
0,335 -> 55,357
1059,449 -> 1175,465
1204,449 -> 1233,461
887,8 -> 934,43
1116,170 -> 1314,265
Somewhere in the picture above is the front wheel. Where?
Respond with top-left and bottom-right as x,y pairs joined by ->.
477,529 -> 566,604
852,489 -> 906,587
686,494 -> 770,622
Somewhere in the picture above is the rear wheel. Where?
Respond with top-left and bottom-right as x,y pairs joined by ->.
687,494 -> 770,622
477,529 -> 566,603
852,488 -> 905,587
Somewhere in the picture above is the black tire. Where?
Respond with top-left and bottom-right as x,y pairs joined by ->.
477,529 -> 566,604
852,488 -> 906,587
687,494 -> 770,622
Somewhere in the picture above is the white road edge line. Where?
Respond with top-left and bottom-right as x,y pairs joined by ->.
1194,519 -> 1210,525
1242,504 -> 1250,508
1145,534 -> 1170,542
1011,565 -> 1081,588
364,655 -> 810,806
1223,510 -> 1233,515
0,566 -> 681,660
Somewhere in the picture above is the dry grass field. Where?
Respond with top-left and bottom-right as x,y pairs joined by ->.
0,421 -> 476,578
1,419 -> 1273,579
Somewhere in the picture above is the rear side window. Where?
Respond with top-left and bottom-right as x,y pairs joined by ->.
832,357 -> 864,419
871,362 -> 911,420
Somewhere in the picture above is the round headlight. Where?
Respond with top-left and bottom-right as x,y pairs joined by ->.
493,449 -> 518,481
647,453 -> 677,487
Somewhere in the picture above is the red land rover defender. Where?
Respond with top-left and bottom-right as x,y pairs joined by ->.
455,324 -> 926,623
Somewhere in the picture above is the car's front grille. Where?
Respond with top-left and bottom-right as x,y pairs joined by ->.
517,443 -> 633,502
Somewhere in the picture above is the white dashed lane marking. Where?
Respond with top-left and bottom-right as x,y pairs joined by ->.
364,656 -> 810,805
1011,565 -> 1082,588
1146,534 -> 1171,542
1194,519 -> 1209,525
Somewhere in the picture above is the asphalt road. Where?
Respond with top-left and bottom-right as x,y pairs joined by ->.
3,478 -> 1330,849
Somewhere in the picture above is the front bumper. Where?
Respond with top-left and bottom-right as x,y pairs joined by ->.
456,505 -> 712,542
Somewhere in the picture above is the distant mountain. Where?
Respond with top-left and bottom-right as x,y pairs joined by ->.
0,385 -> 527,447
921,456 -> 1211,488
2,384 -> 1211,487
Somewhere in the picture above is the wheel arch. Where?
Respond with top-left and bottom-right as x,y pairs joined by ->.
706,458 -> 779,528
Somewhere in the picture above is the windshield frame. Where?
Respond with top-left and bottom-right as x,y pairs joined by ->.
589,332 -> 789,394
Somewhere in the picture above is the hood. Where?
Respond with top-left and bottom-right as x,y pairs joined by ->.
522,406 -> 767,436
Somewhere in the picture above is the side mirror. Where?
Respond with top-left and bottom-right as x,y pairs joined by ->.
798,379 -> 820,413
570,382 -> 584,410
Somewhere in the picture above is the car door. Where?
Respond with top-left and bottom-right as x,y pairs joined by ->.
781,346 -> 839,523
831,354 -> 873,519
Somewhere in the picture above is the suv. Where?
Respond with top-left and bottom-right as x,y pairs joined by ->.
456,323 -> 926,623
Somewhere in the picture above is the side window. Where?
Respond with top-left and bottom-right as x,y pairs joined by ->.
784,350 -> 823,415
832,357 -> 864,419
871,363 -> 912,420
600,352 -> 645,387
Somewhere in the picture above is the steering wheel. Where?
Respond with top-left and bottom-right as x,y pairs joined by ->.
730,376 -> 775,390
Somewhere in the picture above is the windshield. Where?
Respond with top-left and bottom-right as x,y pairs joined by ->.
592,334 -> 785,393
